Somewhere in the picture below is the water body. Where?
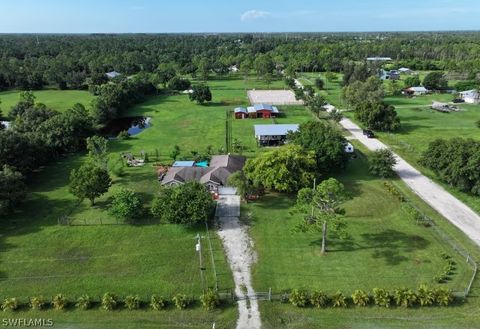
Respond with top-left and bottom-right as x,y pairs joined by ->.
101,116 -> 151,137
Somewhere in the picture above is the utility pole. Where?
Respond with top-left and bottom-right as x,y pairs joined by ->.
196,233 -> 206,294
205,221 -> 219,291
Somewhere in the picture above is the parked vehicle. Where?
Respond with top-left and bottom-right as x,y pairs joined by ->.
363,129 -> 375,138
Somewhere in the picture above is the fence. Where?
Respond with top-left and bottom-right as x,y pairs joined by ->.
390,181 -> 478,299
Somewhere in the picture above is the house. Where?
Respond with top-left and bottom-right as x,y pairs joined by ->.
323,104 -> 336,113
106,71 -> 121,79
229,65 -> 239,73
459,89 -> 480,104
254,124 -> 299,146
398,67 -> 413,74
367,57 -> 392,62
235,104 -> 280,119
380,69 -> 400,81
404,86 -> 428,96
160,155 -> 246,193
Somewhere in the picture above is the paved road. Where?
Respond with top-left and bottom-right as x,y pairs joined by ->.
341,118 -> 480,247
216,195 -> 261,329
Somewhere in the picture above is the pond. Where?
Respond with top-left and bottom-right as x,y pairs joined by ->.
101,116 -> 151,138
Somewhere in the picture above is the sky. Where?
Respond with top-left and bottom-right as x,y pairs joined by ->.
0,0 -> 479,33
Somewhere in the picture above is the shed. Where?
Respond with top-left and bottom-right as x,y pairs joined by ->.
234,107 -> 248,119
404,86 -> 428,96
459,89 -> 480,104
254,124 -> 299,146
172,161 -> 195,167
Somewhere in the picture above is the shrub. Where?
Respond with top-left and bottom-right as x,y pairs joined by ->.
393,288 -> 417,308
172,294 -> 190,310
101,293 -> 118,311
434,287 -> 454,306
417,285 -> 435,306
75,295 -> 91,310
117,130 -> 130,140
331,291 -> 347,308
372,288 -> 391,308
476,119 -> 480,128
200,290 -> 220,311
351,290 -> 369,307
289,289 -> 309,307
310,291 -> 329,308
124,295 -> 141,310
1,298 -> 19,312
383,181 -> 405,202
369,149 -> 397,178
30,296 -> 46,310
434,273 -> 448,283
150,295 -> 167,310
52,294 -> 68,310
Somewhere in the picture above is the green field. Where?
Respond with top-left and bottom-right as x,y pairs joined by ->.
247,146 -> 480,328
0,89 -> 95,115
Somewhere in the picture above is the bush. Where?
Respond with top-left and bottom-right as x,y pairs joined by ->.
310,291 -> 329,308
52,294 -> 68,310
372,288 -> 391,308
150,295 -> 167,310
351,289 -> 369,307
117,130 -> 130,140
289,289 -> 309,307
393,288 -> 417,308
101,293 -> 118,311
124,295 -> 141,310
172,294 -> 190,310
168,76 -> 191,91
369,149 -> 397,178
30,296 -> 46,310
331,291 -> 347,308
75,295 -> 91,310
200,290 -> 220,311
383,181 -> 405,202
1,298 -> 19,312
434,287 -> 454,306
417,285 -> 435,306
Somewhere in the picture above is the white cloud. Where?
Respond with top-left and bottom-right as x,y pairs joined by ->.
241,10 -> 270,21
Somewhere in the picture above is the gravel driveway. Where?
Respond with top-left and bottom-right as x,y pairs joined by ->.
216,195 -> 261,329
341,117 -> 480,247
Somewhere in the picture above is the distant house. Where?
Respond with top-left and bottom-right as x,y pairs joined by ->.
459,89 -> 480,104
404,86 -> 428,96
160,155 -> 246,193
380,69 -> 400,81
367,57 -> 392,62
235,104 -> 280,119
106,71 -> 121,79
229,65 -> 239,73
254,124 -> 299,146
323,104 -> 336,113
398,68 -> 413,74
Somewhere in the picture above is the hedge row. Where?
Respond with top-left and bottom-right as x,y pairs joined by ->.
1,290 -> 220,312
286,285 -> 455,308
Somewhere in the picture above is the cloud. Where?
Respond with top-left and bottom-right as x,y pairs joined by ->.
241,10 -> 270,21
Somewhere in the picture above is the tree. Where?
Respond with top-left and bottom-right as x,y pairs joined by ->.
423,72 -> 448,90
254,54 -> 274,80
244,145 -> 316,193
355,101 -> 400,131
315,78 -> 325,90
170,145 -> 181,160
69,161 -> 111,205
86,135 -> 108,169
227,171 -> 254,197
168,76 -> 191,91
369,149 -> 397,178
189,85 -> 212,104
151,181 -> 213,225
288,121 -> 349,173
295,178 -> 347,254
0,165 -> 27,217
155,63 -> 176,87
404,75 -> 421,88
343,76 -> 384,107
305,94 -> 326,117
109,188 -> 143,222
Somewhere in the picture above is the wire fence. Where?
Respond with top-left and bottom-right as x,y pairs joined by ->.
389,181 -> 478,299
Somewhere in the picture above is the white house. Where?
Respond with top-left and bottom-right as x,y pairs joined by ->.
229,65 -> 239,73
106,71 -> 121,79
404,86 -> 428,96
398,68 -> 413,74
459,90 -> 480,104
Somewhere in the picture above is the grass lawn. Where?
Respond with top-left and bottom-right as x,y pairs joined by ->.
246,148 -> 480,328
0,89 -> 95,115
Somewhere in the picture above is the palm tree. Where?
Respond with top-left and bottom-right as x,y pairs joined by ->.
52,294 -> 68,310
331,291 -> 347,308
1,298 -> 19,312
101,293 -> 118,311
310,290 -> 329,308
124,295 -> 140,310
434,288 -> 454,306
417,285 -> 435,307
372,288 -> 391,308
75,295 -> 91,310
150,295 -> 166,310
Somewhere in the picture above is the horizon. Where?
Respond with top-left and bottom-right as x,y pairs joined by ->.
1,0 -> 479,33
